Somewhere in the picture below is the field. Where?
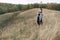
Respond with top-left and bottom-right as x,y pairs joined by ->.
0,8 -> 60,40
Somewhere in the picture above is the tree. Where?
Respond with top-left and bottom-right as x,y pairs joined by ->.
17,4 -> 22,11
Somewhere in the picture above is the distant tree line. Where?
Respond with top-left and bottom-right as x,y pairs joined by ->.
46,3 -> 60,11
0,3 -> 60,14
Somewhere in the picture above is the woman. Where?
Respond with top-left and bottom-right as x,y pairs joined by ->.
37,7 -> 43,25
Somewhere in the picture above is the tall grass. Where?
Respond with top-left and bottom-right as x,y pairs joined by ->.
1,8 -> 60,40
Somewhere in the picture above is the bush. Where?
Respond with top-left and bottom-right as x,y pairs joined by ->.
55,4 -> 60,11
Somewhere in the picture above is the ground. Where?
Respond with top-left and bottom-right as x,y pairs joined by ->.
0,8 -> 60,40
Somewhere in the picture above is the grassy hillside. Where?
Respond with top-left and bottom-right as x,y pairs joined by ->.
1,8 -> 60,40
0,11 -> 21,29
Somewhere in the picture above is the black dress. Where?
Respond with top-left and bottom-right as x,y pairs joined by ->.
37,13 -> 43,25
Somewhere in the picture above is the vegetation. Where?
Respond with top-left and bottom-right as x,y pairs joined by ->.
0,3 -> 60,14
46,3 -> 60,11
1,8 -> 60,40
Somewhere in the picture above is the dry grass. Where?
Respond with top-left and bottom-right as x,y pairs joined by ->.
0,8 -> 60,40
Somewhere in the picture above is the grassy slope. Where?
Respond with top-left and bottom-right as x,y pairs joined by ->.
1,8 -> 60,40
0,11 -> 21,29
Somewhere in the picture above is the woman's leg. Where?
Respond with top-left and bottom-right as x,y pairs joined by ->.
40,19 -> 43,24
37,21 -> 40,25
